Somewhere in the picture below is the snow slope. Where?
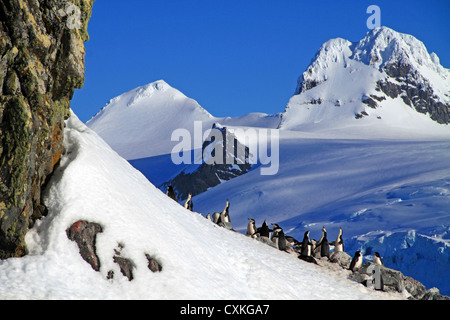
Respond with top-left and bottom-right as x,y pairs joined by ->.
192,130 -> 450,294
87,80 -> 281,160
0,114 -> 401,300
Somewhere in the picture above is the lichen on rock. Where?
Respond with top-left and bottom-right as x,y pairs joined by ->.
0,0 -> 94,259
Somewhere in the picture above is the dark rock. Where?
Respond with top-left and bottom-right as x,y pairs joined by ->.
161,125 -> 252,201
376,62 -> 450,124
354,262 -> 433,299
421,287 -> 450,300
362,96 -> 378,109
145,254 -> 163,273
66,221 -> 103,272
113,255 -> 135,281
0,0 -> 94,259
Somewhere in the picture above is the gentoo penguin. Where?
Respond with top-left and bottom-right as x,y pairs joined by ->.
349,251 -> 363,272
257,220 -> 271,238
183,193 -> 192,209
166,185 -> 177,201
247,218 -> 257,237
300,231 -> 311,257
317,226 -> 330,258
220,200 -> 231,223
271,224 -> 287,252
334,227 -> 344,252
373,252 -> 384,266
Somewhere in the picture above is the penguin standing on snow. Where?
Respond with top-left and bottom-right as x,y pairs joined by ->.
257,220 -> 271,238
183,193 -> 192,209
300,231 -> 311,257
247,218 -> 257,237
334,227 -> 344,252
271,224 -> 287,252
166,185 -> 178,202
349,251 -> 363,272
317,226 -> 330,258
373,252 -> 384,266
212,212 -> 221,224
220,200 -> 231,224
206,213 -> 211,221
298,240 -> 318,264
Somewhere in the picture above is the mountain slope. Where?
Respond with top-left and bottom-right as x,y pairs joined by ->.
280,27 -> 450,138
87,80 -> 281,160
0,114 -> 402,300
86,80 -> 215,159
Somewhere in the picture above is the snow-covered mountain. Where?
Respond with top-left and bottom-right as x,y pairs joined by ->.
85,27 -> 450,296
87,80 -> 281,160
280,27 -> 450,138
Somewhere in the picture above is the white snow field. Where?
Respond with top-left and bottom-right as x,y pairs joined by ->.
0,114 -> 403,300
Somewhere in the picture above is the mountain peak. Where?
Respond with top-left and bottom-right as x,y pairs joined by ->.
351,27 -> 446,75
286,27 -> 450,135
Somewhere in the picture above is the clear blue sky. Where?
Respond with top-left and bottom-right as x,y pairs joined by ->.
71,0 -> 450,122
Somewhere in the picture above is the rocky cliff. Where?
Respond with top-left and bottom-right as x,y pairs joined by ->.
0,0 -> 94,258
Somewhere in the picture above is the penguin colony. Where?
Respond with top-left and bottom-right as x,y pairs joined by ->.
165,185 -> 385,289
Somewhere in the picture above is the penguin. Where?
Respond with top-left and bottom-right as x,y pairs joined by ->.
183,193 -> 192,209
257,220 -> 271,238
334,227 -> 344,252
277,229 -> 287,252
285,235 -> 300,249
206,213 -> 212,221
247,218 -> 257,237
212,212 -> 221,224
220,200 -> 231,223
271,224 -> 287,252
317,226 -> 330,258
298,242 -> 318,264
300,230 -> 311,257
349,251 -> 363,272
373,252 -> 384,266
166,185 -> 177,201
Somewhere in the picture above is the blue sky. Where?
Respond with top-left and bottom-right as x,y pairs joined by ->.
72,0 -> 450,122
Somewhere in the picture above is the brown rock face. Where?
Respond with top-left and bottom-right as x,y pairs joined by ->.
0,0 -> 94,258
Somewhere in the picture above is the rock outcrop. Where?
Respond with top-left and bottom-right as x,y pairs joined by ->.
0,0 -> 94,258
351,261 -> 450,300
162,124 -> 252,201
